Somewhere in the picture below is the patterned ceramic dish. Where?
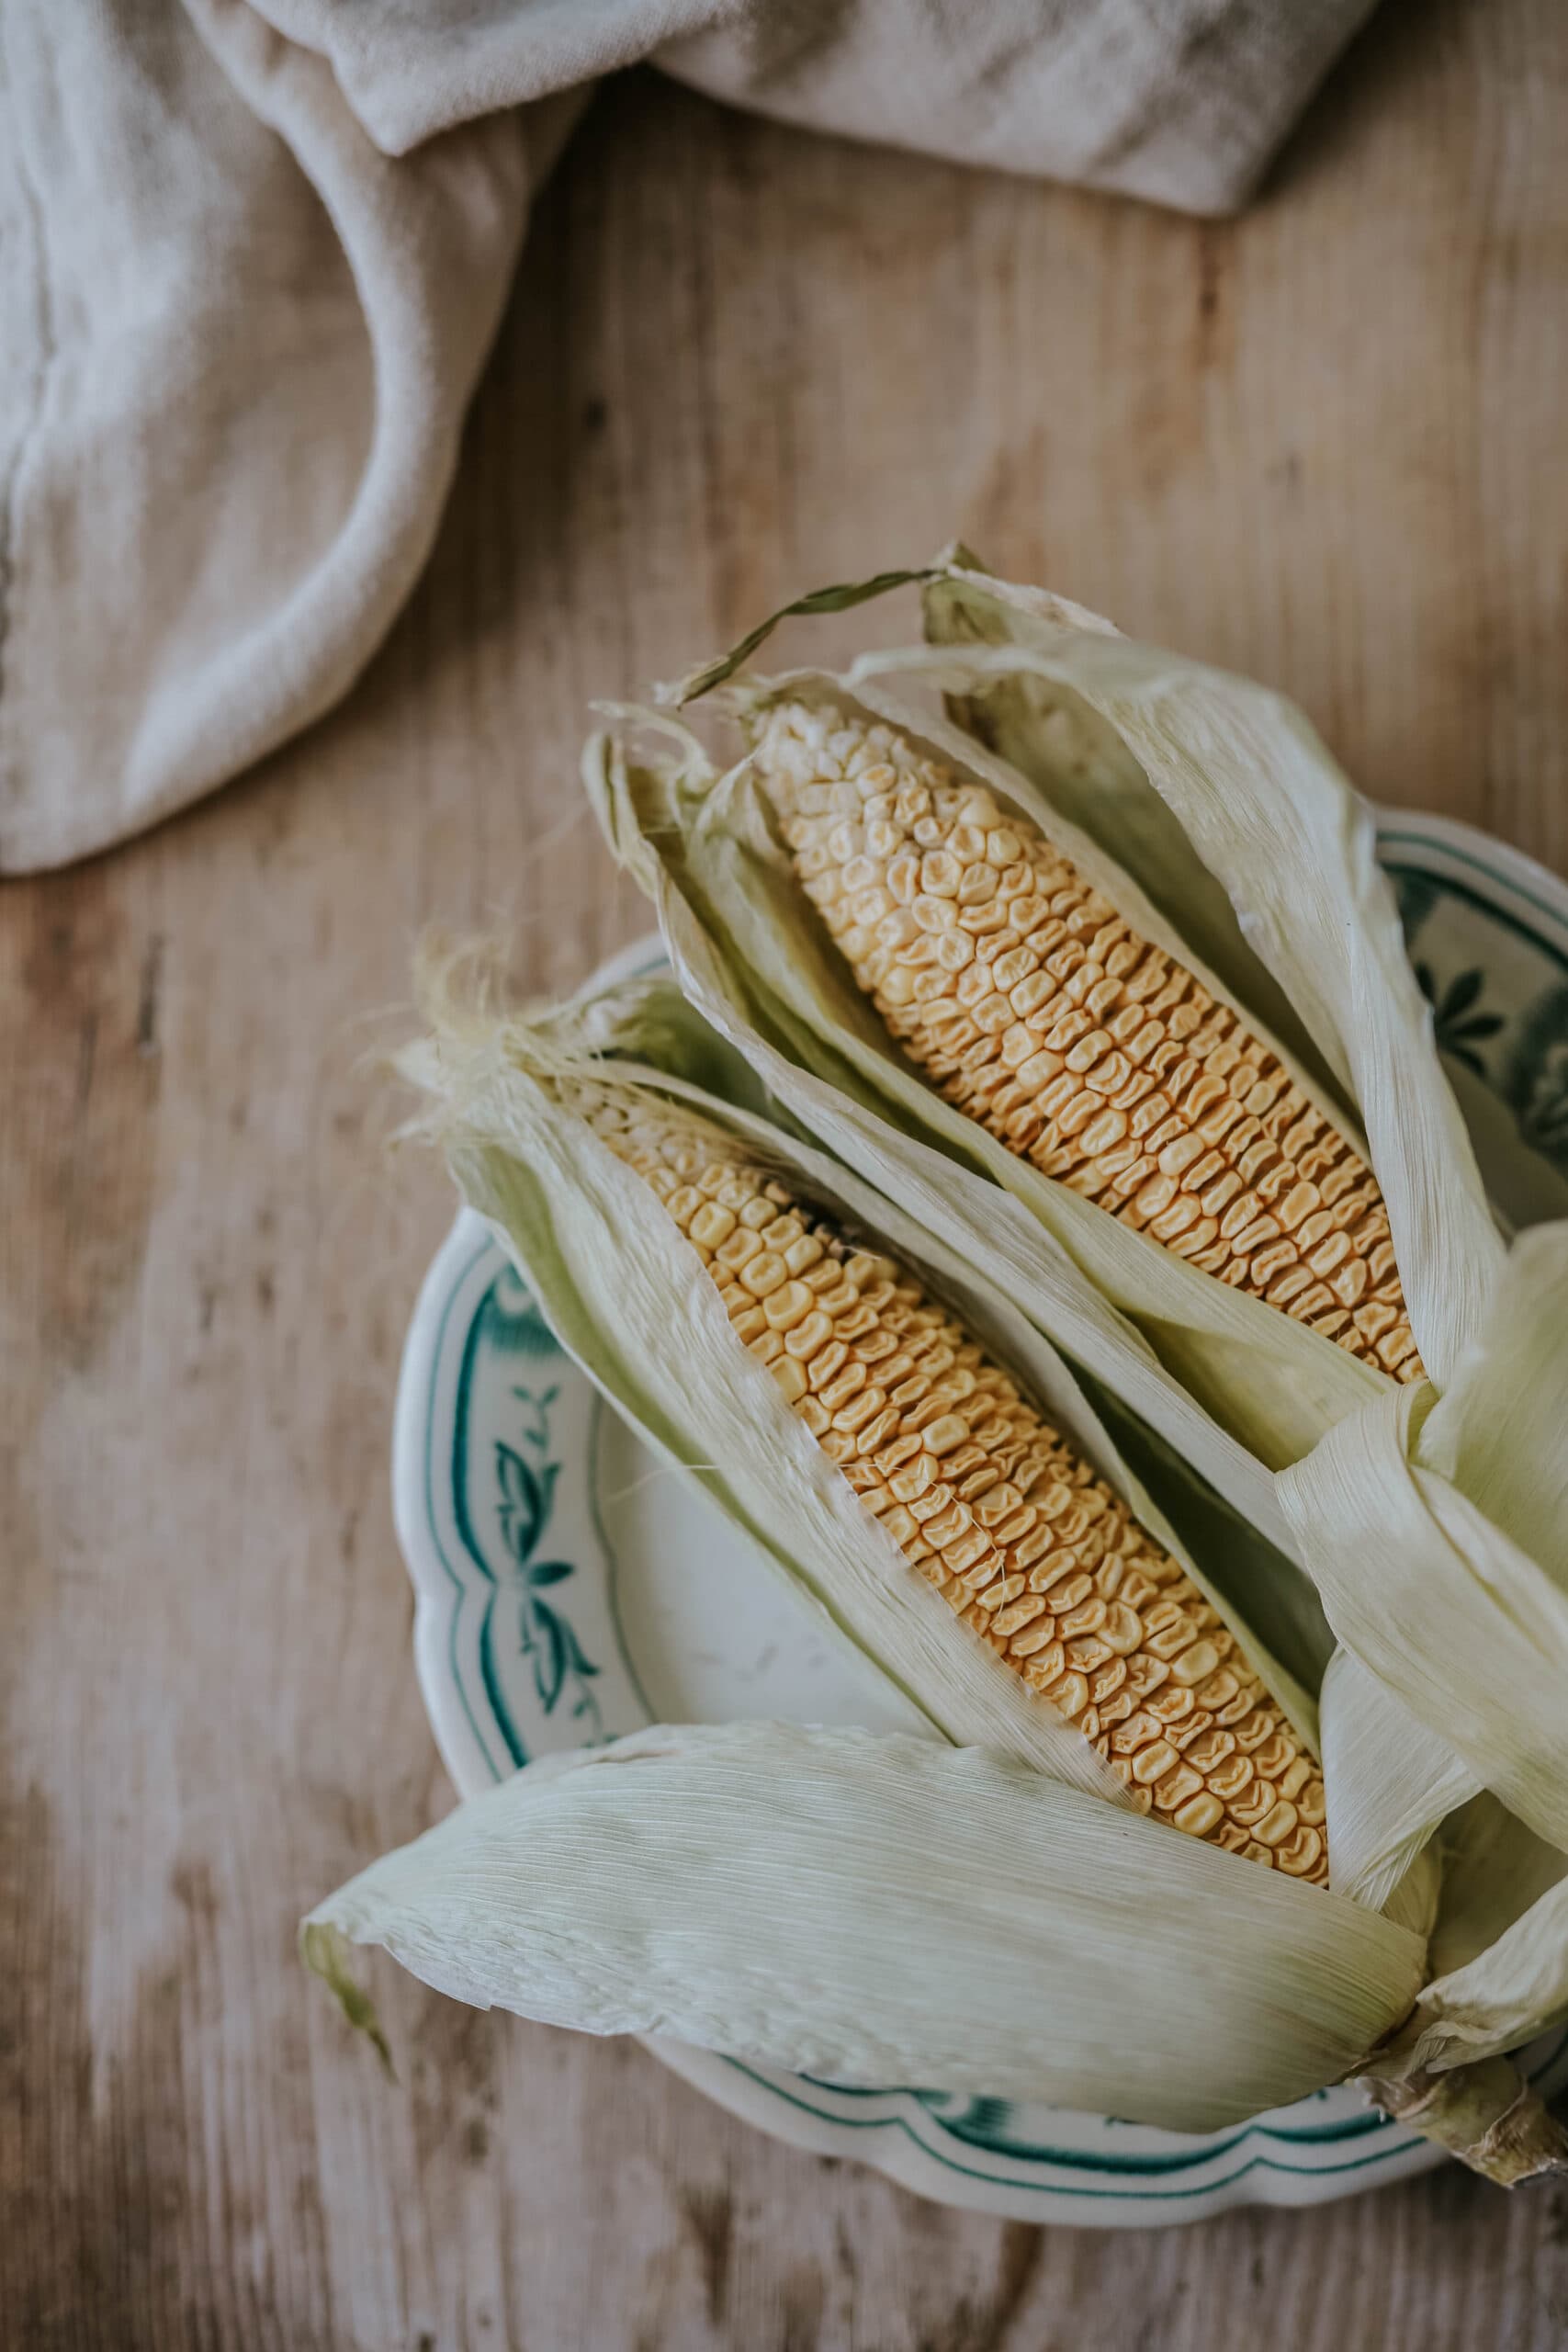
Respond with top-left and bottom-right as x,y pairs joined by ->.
394,812 -> 1568,2225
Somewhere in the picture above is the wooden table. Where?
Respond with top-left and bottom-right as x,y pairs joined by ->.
6,3 -> 1567,2343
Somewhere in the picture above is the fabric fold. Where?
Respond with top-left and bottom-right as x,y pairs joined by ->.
0,0 -> 1381,871
0,0 -> 542,869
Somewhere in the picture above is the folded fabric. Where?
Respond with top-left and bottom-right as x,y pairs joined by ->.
0,0 -> 1379,872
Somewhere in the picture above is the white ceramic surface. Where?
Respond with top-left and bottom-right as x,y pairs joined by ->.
394,819 -> 1568,2225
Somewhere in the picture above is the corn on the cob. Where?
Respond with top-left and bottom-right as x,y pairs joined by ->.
749,698 -> 1423,1383
589,1093 -> 1328,1882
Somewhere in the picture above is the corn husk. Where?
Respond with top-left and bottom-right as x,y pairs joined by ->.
586,727 -> 1336,1577
1414,1222 -> 1568,1573
571,945 -> 1333,1707
604,564 -> 1568,1919
1356,1798 -> 1568,2171
402,975 -> 1320,1763
1279,1231 -> 1568,1861
647,553 -> 1499,1392
305,1723 -> 1425,2134
938,583 -> 1568,1917
644,556 -> 1499,1403
1379,1875 -> 1568,2077
1316,1650 -> 1475,1911
1427,1797 -> 1568,1982
588,701 -> 1380,1489
367,967 -> 1568,2177
305,565 -> 1568,2185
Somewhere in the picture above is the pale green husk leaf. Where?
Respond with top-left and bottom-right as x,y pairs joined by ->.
1279,1371 -> 1568,1857
1317,1648 -> 1477,1912
1293,1228 -> 1568,1905
1414,1223 -> 1568,1580
305,1723 -> 1424,2133
1381,1870 -> 1568,2076
1427,1795 -> 1568,1982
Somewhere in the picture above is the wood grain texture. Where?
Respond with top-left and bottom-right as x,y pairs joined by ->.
5,1 -> 1568,2344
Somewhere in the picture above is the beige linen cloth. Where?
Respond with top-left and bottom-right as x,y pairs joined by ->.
0,0 -> 1377,872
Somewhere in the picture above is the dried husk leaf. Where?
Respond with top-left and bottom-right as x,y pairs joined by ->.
1427,1795 -> 1568,1983
305,1724 -> 1425,2133
1281,1182 -> 1568,1913
1317,1649 -> 1477,1911
1279,1373 -> 1568,1859
1356,1795 -> 1568,2183
1414,1224 -> 1568,1578
1392,1881 -> 1568,2075
1363,1815 -> 1568,2189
